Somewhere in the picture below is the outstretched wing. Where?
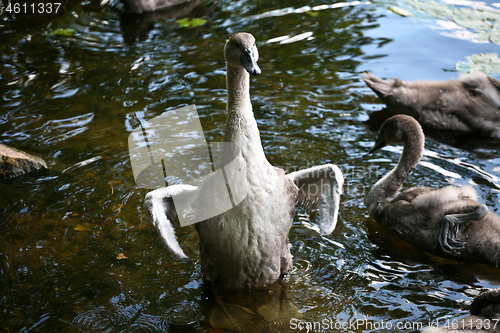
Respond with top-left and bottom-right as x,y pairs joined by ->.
144,184 -> 197,259
288,164 -> 344,236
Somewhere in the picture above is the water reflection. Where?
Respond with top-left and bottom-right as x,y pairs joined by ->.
200,281 -> 299,332
119,0 -> 216,44
72,293 -> 169,332
70,281 -> 303,333
365,217 -> 500,286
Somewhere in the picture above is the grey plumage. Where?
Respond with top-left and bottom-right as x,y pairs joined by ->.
362,71 -> 500,138
366,114 -> 500,267
144,33 -> 343,289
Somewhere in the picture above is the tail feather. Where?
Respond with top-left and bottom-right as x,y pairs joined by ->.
361,72 -> 394,100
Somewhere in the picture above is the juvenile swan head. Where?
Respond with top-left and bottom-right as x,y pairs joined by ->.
369,114 -> 425,154
224,32 -> 261,76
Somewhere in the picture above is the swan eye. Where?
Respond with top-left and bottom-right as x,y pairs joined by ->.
246,53 -> 251,62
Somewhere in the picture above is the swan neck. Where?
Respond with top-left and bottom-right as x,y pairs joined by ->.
222,63 -> 266,164
366,130 -> 424,212
393,138 -> 423,184
227,64 -> 251,112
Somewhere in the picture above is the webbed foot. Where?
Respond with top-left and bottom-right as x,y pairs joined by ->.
439,204 -> 488,255
440,215 -> 466,254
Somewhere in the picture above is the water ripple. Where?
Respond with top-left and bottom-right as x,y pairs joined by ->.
72,307 -> 120,333
71,299 -> 168,333
41,112 -> 94,129
249,1 -> 371,22
288,258 -> 312,276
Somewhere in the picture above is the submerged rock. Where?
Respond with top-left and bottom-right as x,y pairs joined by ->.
0,144 -> 47,178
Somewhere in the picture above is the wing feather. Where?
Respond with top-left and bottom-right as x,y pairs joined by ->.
144,185 -> 197,259
288,164 -> 344,235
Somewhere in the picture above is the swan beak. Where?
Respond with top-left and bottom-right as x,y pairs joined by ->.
241,48 -> 261,76
369,134 -> 387,154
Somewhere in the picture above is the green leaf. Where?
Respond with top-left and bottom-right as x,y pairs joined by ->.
490,29 -> 500,45
456,53 -> 500,75
47,28 -> 75,36
407,0 -> 452,19
305,10 -> 319,17
405,0 -> 500,45
452,7 -> 500,31
176,17 -> 207,28
388,6 -> 412,17
74,224 -> 89,231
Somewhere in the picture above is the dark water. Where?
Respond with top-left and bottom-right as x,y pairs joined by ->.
1,0 -> 500,332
